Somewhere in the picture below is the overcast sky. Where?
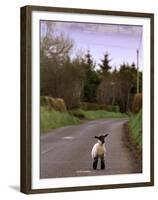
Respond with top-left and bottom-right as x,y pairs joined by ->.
41,21 -> 143,70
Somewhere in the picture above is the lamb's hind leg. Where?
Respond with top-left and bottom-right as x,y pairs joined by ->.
93,157 -> 98,170
101,156 -> 105,170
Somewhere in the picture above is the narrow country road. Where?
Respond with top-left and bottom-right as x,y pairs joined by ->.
40,119 -> 141,179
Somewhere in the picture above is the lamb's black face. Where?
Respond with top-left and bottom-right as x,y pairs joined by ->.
95,134 -> 108,144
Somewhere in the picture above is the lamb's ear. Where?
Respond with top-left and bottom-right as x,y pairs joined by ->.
95,136 -> 99,139
104,134 -> 108,138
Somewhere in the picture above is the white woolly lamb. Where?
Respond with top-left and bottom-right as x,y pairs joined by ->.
91,134 -> 108,170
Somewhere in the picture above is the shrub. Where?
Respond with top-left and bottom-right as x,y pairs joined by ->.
80,102 -> 107,111
106,105 -> 120,112
69,109 -> 86,119
40,96 -> 67,112
132,93 -> 142,113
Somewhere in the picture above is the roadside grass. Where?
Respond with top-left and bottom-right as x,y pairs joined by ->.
70,109 -> 127,120
40,106 -> 80,133
40,107 -> 127,133
128,109 -> 142,150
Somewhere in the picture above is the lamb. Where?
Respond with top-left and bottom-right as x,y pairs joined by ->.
91,134 -> 108,170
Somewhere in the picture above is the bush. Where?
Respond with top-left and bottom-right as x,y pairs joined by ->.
80,102 -> 120,112
40,96 -> 67,112
69,109 -> 86,119
106,105 -> 120,112
40,96 -> 50,106
132,93 -> 142,113
80,102 -> 107,111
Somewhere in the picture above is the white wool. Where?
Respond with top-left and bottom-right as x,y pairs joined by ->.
91,142 -> 106,159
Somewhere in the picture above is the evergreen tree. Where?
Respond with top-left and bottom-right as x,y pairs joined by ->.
82,50 -> 101,102
85,50 -> 93,68
99,53 -> 111,74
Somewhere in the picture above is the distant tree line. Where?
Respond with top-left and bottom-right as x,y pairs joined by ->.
40,22 -> 142,112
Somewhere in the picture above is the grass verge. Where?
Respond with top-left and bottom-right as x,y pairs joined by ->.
41,107 -> 127,133
70,109 -> 127,120
40,106 -> 80,133
128,109 -> 142,151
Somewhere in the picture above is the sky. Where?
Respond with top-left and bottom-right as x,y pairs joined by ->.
41,21 -> 143,70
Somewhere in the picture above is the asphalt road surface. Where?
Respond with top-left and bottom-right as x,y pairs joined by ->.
40,119 -> 141,179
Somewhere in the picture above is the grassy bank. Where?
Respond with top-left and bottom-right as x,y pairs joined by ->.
40,106 -> 80,133
70,109 -> 127,120
128,110 -> 142,150
40,106 -> 127,133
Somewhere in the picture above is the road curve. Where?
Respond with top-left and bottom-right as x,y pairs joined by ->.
40,119 -> 141,179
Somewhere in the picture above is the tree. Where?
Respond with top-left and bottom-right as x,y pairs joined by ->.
40,22 -> 74,97
40,22 -> 86,109
97,52 -> 112,105
98,52 -> 111,74
58,57 -> 86,109
82,50 -> 101,102
97,60 -> 141,113
116,62 -> 138,112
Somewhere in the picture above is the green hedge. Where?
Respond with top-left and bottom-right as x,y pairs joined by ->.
80,102 -> 120,112
106,105 -> 120,112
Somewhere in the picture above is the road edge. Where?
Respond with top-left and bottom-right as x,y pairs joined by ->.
123,122 -> 142,173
